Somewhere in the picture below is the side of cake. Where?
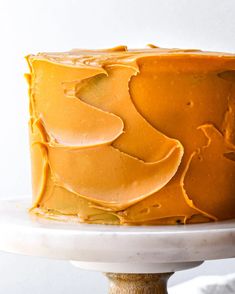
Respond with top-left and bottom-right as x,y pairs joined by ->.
26,46 -> 235,225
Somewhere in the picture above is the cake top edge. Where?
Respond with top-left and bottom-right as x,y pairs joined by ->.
26,45 -> 235,69
27,45 -> 235,59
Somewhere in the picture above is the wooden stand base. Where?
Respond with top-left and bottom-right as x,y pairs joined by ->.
105,273 -> 173,294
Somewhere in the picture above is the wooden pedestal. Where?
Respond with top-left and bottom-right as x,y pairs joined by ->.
105,272 -> 173,294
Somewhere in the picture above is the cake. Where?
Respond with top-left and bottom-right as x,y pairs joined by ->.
26,45 -> 235,225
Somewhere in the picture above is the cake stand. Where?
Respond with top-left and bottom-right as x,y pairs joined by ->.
0,198 -> 234,293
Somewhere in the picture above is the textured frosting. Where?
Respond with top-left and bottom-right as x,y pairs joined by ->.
26,45 -> 235,225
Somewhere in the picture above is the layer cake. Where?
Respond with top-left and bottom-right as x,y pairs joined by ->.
26,45 -> 235,225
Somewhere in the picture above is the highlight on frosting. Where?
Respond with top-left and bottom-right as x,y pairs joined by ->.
26,45 -> 235,225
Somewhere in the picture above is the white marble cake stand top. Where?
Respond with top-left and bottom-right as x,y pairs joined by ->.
0,197 -> 234,273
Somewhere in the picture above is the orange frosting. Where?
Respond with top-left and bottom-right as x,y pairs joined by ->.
26,46 -> 235,225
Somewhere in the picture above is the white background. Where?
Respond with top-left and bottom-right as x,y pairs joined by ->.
0,0 -> 235,293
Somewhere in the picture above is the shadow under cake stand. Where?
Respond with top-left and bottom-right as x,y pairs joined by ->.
0,198 -> 234,293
